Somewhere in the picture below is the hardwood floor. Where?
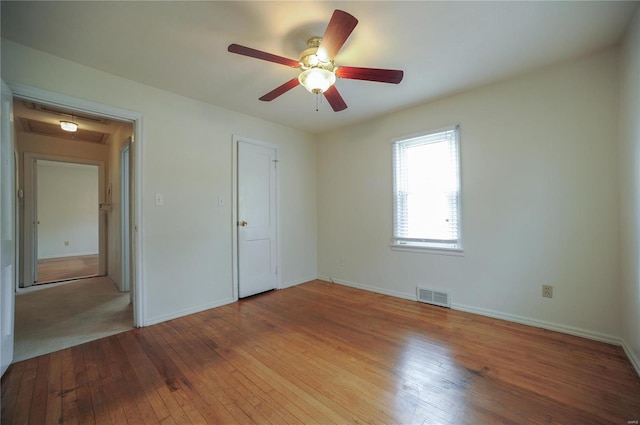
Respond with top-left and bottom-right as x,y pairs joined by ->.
36,254 -> 99,285
2,280 -> 639,424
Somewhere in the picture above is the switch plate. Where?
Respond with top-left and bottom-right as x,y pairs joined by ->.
155,193 -> 164,206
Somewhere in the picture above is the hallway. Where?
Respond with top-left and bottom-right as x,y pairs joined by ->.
14,276 -> 132,362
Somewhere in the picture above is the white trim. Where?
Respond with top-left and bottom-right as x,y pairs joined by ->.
317,275 -> 417,302
38,251 -> 99,260
280,275 -> 318,290
451,302 -> 621,345
6,82 -> 141,122
392,124 -> 459,144
391,124 -> 463,252
390,244 -> 465,256
231,135 -> 281,300
145,297 -> 235,326
119,141 -> 131,293
7,82 -> 145,328
621,339 -> 640,378
231,137 -> 238,301
318,276 -> 623,346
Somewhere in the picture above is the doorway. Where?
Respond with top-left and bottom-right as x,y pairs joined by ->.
7,83 -> 144,325
22,154 -> 107,288
34,160 -> 100,285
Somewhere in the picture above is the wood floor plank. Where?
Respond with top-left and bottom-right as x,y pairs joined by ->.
156,320 -> 257,424
28,355 -> 50,425
99,336 -> 142,425
44,351 -> 63,425
3,280 -> 640,424
143,323 -> 235,425
1,360 -> 27,422
36,255 -> 99,285
114,331 -> 163,424
9,358 -> 38,425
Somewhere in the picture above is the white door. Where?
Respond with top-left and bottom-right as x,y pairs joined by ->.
237,141 -> 278,298
1,81 -> 15,376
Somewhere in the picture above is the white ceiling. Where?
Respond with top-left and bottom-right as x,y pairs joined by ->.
1,1 -> 638,134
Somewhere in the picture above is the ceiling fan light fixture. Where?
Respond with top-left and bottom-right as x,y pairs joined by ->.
60,121 -> 78,132
298,68 -> 336,94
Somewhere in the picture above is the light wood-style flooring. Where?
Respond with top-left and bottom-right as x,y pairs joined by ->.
36,254 -> 99,285
2,280 -> 639,424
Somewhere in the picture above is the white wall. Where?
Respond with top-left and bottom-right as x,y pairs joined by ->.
37,161 -> 99,259
1,40 -> 317,324
317,49 -> 621,340
619,8 -> 640,372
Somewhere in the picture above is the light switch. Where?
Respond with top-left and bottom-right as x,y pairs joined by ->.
155,193 -> 164,206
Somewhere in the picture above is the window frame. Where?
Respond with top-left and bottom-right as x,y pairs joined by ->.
391,125 -> 463,255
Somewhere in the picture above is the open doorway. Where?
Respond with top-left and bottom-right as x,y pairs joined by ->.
34,160 -> 100,285
11,95 -> 138,361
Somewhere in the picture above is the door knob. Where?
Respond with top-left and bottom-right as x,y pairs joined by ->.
239,220 -> 248,227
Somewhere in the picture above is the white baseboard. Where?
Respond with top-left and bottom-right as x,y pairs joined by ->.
621,339 -> 640,377
144,296 -> 235,326
279,275 -> 318,290
451,302 -> 621,345
318,276 -> 625,347
317,275 -> 416,302
40,251 -> 99,259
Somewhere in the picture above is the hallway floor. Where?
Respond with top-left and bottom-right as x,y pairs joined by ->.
36,254 -> 99,285
14,276 -> 132,362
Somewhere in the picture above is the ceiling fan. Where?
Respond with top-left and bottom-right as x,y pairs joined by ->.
228,9 -> 404,112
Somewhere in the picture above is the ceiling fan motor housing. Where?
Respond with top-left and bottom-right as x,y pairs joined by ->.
298,37 -> 336,94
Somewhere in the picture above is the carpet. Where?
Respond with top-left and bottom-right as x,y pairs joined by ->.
13,276 -> 133,362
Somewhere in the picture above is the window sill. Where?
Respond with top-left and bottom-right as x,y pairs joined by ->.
390,244 -> 464,256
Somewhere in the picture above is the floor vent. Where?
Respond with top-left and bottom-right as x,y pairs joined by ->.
417,287 -> 451,308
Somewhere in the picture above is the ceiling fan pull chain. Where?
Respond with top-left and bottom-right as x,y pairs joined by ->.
316,92 -> 319,112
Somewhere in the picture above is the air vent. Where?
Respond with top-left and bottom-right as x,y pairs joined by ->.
417,286 -> 451,308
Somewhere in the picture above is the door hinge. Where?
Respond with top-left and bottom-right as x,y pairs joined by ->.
273,159 -> 279,169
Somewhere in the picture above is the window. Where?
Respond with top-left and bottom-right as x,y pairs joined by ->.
392,125 -> 462,252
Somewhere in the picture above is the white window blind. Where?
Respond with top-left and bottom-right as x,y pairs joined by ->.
392,125 -> 461,251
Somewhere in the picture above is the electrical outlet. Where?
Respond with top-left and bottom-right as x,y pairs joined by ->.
64,241 -> 69,246
542,284 -> 553,298
339,258 -> 345,266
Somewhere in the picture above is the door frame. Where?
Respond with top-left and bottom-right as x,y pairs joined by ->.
231,135 -> 281,301
1,80 -> 16,376
7,82 -> 146,327
23,155 -> 106,287
120,140 -> 131,293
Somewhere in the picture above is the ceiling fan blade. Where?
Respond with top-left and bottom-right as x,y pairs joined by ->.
336,66 -> 404,84
323,86 -> 347,112
317,10 -> 358,60
259,78 -> 300,102
228,44 -> 300,68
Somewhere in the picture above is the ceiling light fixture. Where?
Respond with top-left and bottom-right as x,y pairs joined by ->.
60,121 -> 78,132
298,67 -> 336,94
297,37 -> 336,95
